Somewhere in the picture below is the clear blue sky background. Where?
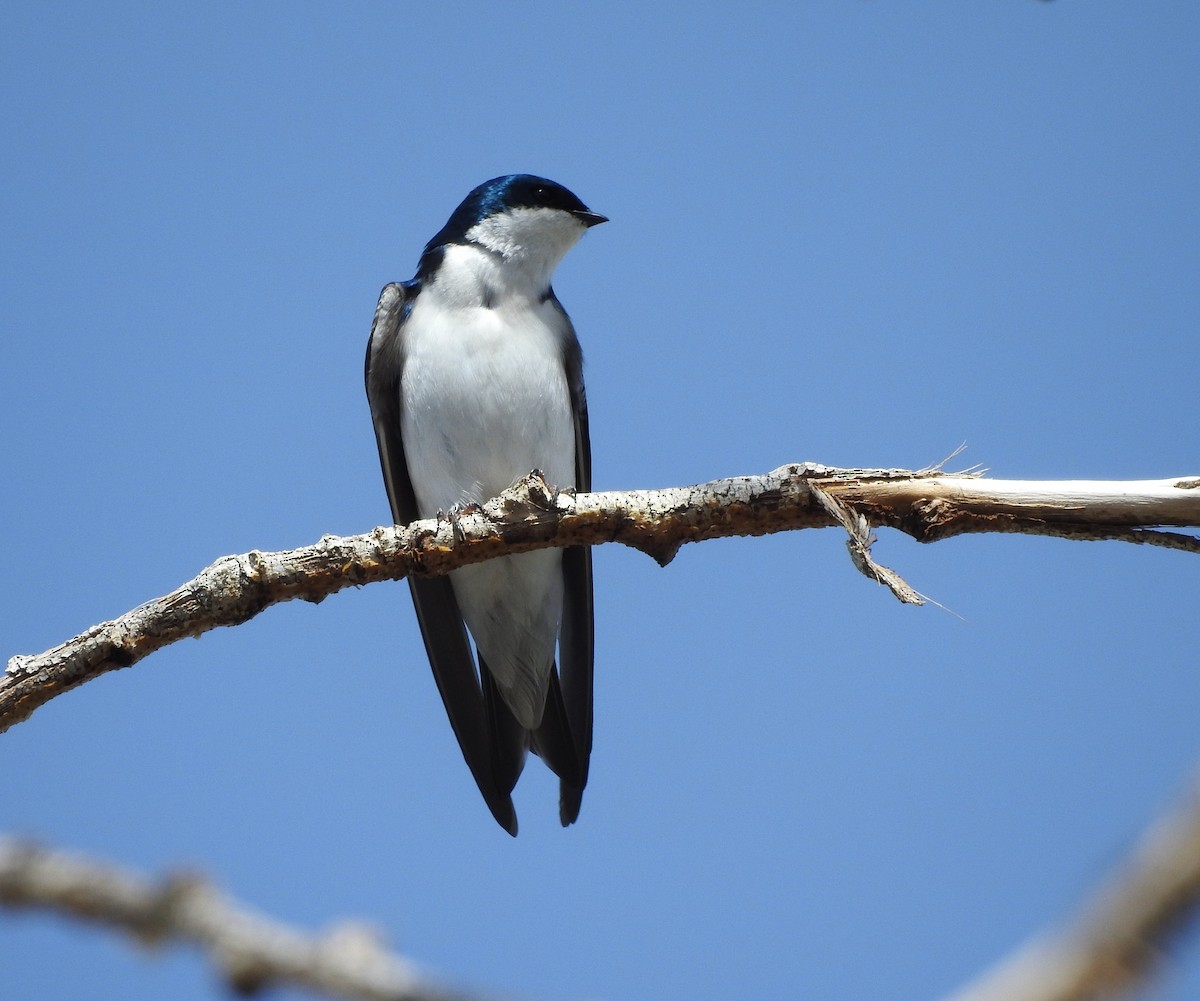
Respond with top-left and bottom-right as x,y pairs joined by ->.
3,4 -> 1198,1000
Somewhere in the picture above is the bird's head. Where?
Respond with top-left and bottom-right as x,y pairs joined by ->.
420,175 -> 606,286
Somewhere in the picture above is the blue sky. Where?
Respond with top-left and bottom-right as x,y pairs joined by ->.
3,4 -> 1198,1000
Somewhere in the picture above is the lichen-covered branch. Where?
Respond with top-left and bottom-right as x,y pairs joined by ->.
943,772 -> 1200,1001
0,839 -> 497,1001
5,463 -> 1199,733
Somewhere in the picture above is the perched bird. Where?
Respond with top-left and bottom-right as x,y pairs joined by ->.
365,175 -> 606,835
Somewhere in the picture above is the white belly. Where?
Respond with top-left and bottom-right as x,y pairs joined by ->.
400,295 -> 575,728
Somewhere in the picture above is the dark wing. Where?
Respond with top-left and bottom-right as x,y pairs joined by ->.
535,302 -> 595,820
365,282 -> 518,836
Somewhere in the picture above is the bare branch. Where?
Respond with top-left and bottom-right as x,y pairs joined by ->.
0,838 -> 506,1001
943,773 -> 1200,1001
10,765 -> 1200,1001
5,464 -> 1198,732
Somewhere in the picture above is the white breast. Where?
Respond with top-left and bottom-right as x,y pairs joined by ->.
400,301 -> 575,510
398,250 -> 577,727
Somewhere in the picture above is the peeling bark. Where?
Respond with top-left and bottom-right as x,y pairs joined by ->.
5,464 -> 1198,733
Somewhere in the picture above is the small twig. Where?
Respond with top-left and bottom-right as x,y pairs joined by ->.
806,479 -> 926,605
0,839 -> 504,1001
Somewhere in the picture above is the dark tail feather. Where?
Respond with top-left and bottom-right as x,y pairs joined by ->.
558,774 -> 585,827
409,579 -> 518,836
480,657 -> 529,797
530,667 -> 586,825
557,544 -> 594,825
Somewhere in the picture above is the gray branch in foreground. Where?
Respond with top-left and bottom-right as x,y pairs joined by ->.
942,772 -> 1200,1001
5,463 -> 1199,733
0,839 -> 500,1001
6,767 -> 1200,1001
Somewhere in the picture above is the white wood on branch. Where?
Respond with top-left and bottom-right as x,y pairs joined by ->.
4,463 -> 1198,732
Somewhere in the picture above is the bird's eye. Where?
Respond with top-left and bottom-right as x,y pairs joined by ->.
534,186 -> 549,201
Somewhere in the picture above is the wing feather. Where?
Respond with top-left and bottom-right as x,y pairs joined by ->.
553,315 -> 596,825
365,282 -> 518,835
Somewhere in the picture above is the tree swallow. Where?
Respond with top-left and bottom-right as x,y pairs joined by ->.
365,175 -> 606,835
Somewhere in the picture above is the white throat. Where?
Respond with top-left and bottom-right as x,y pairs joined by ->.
441,206 -> 585,301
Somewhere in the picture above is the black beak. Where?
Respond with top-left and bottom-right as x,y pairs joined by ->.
573,210 -> 609,228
